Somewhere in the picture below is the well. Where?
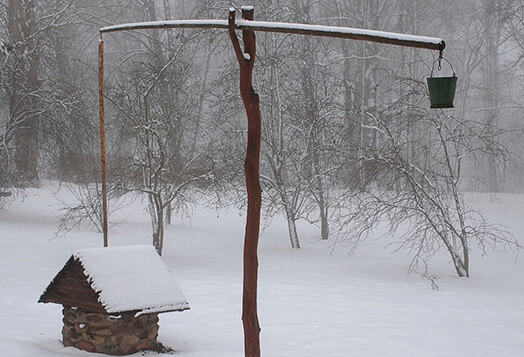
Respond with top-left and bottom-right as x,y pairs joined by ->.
39,246 -> 189,355
62,307 -> 159,355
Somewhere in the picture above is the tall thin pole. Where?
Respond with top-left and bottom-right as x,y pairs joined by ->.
98,35 -> 109,247
229,7 -> 262,357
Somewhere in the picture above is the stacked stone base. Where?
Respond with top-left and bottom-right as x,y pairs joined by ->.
62,306 -> 159,355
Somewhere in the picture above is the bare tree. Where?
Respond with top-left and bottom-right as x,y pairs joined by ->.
2,0 -> 75,186
336,106 -> 518,277
107,35 -> 216,254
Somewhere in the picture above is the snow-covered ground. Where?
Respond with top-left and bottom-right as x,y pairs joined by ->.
1,181 -> 523,356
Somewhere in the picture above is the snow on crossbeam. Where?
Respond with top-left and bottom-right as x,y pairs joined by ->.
100,19 -> 445,52
100,19 -> 229,34
236,20 -> 445,51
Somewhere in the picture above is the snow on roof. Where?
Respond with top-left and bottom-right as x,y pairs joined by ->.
73,245 -> 189,316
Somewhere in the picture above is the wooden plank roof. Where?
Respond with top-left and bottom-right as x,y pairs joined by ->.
39,246 -> 189,315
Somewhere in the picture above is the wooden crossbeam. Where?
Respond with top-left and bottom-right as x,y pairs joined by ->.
100,19 -> 445,52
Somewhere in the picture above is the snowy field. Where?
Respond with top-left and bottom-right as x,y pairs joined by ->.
1,181 -> 523,356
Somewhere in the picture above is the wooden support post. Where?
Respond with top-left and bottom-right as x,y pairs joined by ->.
98,37 -> 109,248
228,7 -> 261,357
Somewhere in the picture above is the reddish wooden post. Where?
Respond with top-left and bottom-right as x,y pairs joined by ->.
98,36 -> 109,247
228,7 -> 261,357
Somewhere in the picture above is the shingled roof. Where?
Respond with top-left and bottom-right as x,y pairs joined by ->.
39,245 -> 189,316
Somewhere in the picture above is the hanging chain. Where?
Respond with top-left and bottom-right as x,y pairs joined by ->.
438,49 -> 443,71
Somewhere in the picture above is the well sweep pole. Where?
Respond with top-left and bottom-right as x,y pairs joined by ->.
98,36 -> 109,247
228,7 -> 262,357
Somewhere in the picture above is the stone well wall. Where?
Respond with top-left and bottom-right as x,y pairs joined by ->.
62,306 -> 159,355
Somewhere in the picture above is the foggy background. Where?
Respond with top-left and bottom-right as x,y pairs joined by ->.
1,1 -> 523,259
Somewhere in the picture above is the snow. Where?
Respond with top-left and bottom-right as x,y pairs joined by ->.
72,245 -> 189,315
1,182 -> 523,356
100,20 -> 229,34
100,19 -> 443,50
234,20 -> 444,46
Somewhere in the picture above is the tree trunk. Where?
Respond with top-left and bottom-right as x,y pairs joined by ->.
165,203 -> 172,226
9,0 -> 40,186
319,204 -> 329,240
297,18 -> 330,241
285,209 -> 300,249
449,248 -> 469,277
483,0 -> 501,193
150,193 -> 164,255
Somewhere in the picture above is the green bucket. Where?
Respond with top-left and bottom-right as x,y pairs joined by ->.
427,76 -> 457,108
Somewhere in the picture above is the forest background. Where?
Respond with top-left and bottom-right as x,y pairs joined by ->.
1,0 -> 524,277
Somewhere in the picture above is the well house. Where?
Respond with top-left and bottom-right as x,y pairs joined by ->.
39,245 -> 189,355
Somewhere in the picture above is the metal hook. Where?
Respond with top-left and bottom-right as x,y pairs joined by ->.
431,52 -> 455,78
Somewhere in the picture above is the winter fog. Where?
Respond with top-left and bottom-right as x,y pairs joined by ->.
1,0 -> 523,356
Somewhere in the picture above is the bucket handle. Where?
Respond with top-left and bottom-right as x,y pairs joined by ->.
430,54 -> 456,78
